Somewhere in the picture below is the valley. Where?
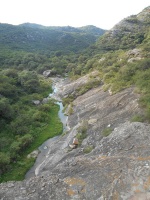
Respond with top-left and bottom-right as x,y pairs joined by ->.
0,6 -> 150,200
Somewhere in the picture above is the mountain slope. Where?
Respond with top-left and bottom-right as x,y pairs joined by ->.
96,6 -> 150,50
0,23 -> 105,53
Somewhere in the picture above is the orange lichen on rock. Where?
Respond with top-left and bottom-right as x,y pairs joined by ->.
136,156 -> 150,161
64,177 -> 86,186
144,176 -> 150,190
67,189 -> 76,196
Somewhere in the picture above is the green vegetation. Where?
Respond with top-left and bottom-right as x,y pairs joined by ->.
0,23 -> 105,54
67,103 -> 74,115
76,121 -> 88,145
102,127 -> 113,137
0,104 -> 62,182
0,6 -> 150,182
0,67 -> 62,182
130,114 -> 145,122
83,145 -> 94,154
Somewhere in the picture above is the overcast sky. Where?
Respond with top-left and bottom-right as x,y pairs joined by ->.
0,0 -> 149,29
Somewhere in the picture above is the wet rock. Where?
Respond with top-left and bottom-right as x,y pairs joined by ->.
43,146 -> 48,150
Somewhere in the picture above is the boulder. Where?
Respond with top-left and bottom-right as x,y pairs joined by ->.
128,57 -> 142,63
43,70 -> 52,78
88,118 -> 97,125
42,97 -> 50,104
27,150 -> 39,159
72,138 -> 79,145
32,100 -> 41,105
127,48 -> 141,57
69,144 -> 76,149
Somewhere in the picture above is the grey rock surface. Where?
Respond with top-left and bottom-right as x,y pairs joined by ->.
43,70 -> 52,78
1,76 -> 150,200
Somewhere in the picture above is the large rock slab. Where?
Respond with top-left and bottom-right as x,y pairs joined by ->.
1,122 -> 150,199
1,76 -> 149,200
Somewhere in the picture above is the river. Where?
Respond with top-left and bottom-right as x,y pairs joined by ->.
25,80 -> 68,179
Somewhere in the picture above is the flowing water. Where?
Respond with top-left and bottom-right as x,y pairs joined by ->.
25,82 -> 68,179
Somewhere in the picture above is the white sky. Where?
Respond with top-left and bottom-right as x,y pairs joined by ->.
0,0 -> 149,29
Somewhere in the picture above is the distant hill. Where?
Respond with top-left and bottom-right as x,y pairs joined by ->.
0,23 -> 106,54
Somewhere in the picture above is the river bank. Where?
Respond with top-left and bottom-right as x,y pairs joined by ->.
25,78 -> 69,179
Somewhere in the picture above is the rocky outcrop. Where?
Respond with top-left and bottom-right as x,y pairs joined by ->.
1,76 -> 149,200
57,70 -> 100,98
43,70 -> 52,78
96,6 -> 150,50
32,100 -> 41,105
1,122 -> 150,199
127,48 -> 143,63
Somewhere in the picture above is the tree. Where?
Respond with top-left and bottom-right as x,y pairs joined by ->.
0,152 -> 10,172
0,98 -> 13,120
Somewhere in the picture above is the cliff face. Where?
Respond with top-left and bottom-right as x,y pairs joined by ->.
1,76 -> 150,200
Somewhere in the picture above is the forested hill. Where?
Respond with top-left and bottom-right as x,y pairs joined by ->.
0,23 -> 105,53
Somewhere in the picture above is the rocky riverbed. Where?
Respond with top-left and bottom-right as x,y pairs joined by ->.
1,73 -> 150,200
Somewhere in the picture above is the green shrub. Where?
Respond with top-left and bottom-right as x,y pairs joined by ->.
76,132 -> 87,145
68,105 -> 74,115
77,121 -> 88,134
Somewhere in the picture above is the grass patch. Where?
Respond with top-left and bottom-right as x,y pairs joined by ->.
76,132 -> 87,146
76,121 -> 88,146
0,104 -> 63,183
130,114 -> 145,122
102,127 -> 113,137
83,145 -> 94,154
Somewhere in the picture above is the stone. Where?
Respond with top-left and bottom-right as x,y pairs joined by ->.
98,57 -> 105,63
128,57 -> 142,63
69,144 -> 76,149
42,98 -> 50,104
127,48 -> 141,57
32,100 -> 40,105
72,138 -> 79,145
88,118 -> 97,125
8,183 -> 14,188
27,150 -> 39,159
43,70 -> 52,78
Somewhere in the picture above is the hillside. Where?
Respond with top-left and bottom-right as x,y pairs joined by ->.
96,6 -> 150,51
0,23 -> 105,53
0,6 -> 150,200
